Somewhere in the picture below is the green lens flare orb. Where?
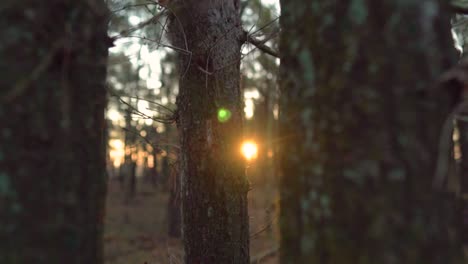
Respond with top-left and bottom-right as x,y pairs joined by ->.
217,108 -> 232,123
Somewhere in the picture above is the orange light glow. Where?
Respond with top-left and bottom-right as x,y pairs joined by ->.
109,139 -> 125,167
241,141 -> 258,161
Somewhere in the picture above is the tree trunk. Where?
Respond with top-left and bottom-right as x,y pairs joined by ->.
123,108 -> 137,200
460,120 -> 468,248
168,1 -> 249,263
151,147 -> 159,187
0,1 -> 109,263
168,159 -> 181,238
451,16 -> 468,254
279,1 -> 462,263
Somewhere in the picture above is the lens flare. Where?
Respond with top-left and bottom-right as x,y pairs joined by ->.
241,141 -> 258,161
217,108 -> 232,123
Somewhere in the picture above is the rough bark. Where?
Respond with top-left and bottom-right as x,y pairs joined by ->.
0,1 -> 109,263
279,1 -> 462,263
168,0 -> 249,263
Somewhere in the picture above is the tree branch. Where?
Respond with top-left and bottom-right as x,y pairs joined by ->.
243,30 -> 279,58
111,10 -> 167,39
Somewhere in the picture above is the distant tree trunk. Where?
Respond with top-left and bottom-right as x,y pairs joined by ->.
168,159 -> 181,238
452,19 -> 468,252
168,1 -> 249,263
151,147 -> 158,186
161,155 -> 170,185
118,164 -> 125,189
127,161 -> 137,200
0,1 -> 109,263
279,1 -> 462,263
123,108 -> 137,200
460,119 -> 468,248
161,123 -> 173,185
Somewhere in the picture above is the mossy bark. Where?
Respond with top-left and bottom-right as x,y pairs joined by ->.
0,1 -> 109,263
168,1 -> 249,263
279,1 -> 462,263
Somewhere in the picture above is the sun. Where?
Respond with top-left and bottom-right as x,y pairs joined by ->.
241,141 -> 258,161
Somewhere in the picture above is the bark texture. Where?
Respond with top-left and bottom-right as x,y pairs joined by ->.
279,1 -> 462,263
0,1 -> 109,263
168,0 -> 249,263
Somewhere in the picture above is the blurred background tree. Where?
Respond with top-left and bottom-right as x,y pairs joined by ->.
279,1 -> 462,263
0,1 -> 110,263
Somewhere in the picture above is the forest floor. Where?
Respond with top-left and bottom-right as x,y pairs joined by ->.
104,174 -> 279,264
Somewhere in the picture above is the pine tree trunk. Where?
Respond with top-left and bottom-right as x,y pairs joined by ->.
168,1 -> 249,263
279,1 -> 462,263
0,1 -> 109,263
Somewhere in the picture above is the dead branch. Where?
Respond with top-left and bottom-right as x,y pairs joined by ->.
111,10 -> 167,39
243,30 -> 279,58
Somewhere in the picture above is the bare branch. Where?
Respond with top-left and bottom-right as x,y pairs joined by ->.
111,10 -> 167,39
126,35 -> 191,55
121,127 -> 162,153
122,94 -> 175,114
243,30 -> 279,58
110,2 -> 158,14
109,91 -> 176,124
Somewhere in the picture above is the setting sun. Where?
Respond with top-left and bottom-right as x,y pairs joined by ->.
241,141 -> 258,161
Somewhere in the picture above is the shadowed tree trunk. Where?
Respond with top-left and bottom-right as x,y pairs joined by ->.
168,0 -> 249,263
451,15 -> 468,254
151,143 -> 159,186
279,1 -> 462,263
0,1 -> 109,263
168,158 -> 181,238
123,108 -> 137,200
460,115 -> 468,252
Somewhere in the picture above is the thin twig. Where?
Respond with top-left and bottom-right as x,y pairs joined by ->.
126,35 -> 191,55
122,127 -> 162,152
110,92 -> 175,124
250,16 -> 280,37
165,5 -> 191,78
244,31 -> 279,58
110,2 -> 157,13
250,215 -> 277,238
111,10 -> 167,39
120,94 -> 175,114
